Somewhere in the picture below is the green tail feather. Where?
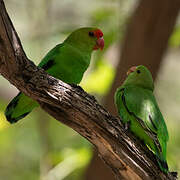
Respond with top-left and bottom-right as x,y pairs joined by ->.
156,156 -> 168,173
154,145 -> 168,173
5,92 -> 39,124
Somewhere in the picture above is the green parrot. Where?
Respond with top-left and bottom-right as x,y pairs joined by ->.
114,65 -> 169,173
5,27 -> 104,124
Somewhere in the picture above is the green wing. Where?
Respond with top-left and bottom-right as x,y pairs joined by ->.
39,43 -> 90,84
115,86 -> 169,172
115,87 -> 132,123
124,86 -> 169,140
123,86 -> 169,170
115,87 -> 158,143
38,44 -> 63,69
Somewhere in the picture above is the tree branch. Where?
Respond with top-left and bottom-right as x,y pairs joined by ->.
0,1 -> 177,179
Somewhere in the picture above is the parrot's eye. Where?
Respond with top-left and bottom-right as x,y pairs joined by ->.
137,70 -> 141,74
89,31 -> 94,37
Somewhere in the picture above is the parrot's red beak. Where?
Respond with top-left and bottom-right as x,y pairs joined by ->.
93,37 -> 104,50
93,29 -> 104,50
127,66 -> 137,76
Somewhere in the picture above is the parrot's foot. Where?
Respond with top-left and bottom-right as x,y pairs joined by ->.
70,83 -> 84,92
124,121 -> 131,131
171,171 -> 178,178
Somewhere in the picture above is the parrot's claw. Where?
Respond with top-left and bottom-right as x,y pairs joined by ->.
124,121 -> 131,131
70,83 -> 78,88
70,83 -> 84,92
76,85 -> 84,91
171,172 -> 177,178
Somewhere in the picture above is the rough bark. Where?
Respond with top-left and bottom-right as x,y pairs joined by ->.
0,0 -> 177,179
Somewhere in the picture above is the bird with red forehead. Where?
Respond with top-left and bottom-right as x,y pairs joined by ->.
5,27 -> 105,124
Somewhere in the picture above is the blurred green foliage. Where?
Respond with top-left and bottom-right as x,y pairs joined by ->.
0,0 -> 180,179
169,25 -> 180,47
81,59 -> 115,95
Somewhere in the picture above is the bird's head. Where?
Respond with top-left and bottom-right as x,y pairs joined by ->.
123,65 -> 154,90
64,27 -> 104,52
